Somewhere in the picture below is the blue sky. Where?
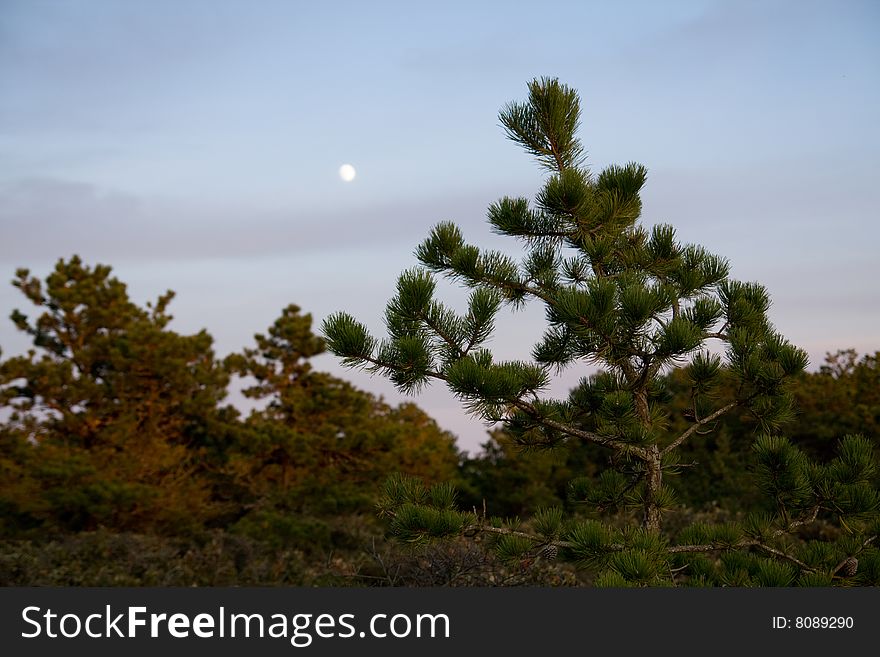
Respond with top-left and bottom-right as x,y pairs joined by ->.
1,0 -> 878,452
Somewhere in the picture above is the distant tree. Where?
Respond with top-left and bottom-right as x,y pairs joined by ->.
225,305 -> 461,523
457,429 -> 597,518
0,257 -> 235,534
790,350 -> 880,461
324,79 -> 880,586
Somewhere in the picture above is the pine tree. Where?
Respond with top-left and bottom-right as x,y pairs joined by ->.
323,78 -> 880,586
0,257 -> 234,533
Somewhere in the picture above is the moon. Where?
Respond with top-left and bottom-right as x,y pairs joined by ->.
339,163 -> 356,182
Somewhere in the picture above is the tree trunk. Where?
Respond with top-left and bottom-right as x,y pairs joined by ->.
643,445 -> 663,532
634,388 -> 662,532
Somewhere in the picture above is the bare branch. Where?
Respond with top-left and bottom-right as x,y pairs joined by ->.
512,398 -> 650,459
669,539 -> 814,572
752,541 -> 814,572
662,401 -> 737,456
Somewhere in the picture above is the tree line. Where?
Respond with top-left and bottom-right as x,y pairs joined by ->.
2,78 -> 878,586
0,256 -> 877,585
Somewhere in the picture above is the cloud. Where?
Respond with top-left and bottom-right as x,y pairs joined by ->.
0,177 -> 502,266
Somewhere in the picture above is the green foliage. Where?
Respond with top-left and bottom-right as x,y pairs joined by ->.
389,504 -> 467,543
0,259 -> 464,584
856,549 -> 880,585
797,572 -> 835,587
607,550 -> 663,585
753,559 -> 797,587
378,474 -> 472,544
790,351 -> 880,462
797,541 -> 838,572
533,507 -> 566,540
493,534 -> 534,564
829,435 -> 875,484
593,570 -> 631,588
229,510 -> 332,552
753,435 -> 814,514
379,473 -> 429,512
0,530 -> 307,586
0,257 -> 234,533
688,351 -> 722,394
565,520 -> 616,565
500,77 -> 584,172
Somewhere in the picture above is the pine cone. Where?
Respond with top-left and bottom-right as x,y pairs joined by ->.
839,557 -> 858,577
540,544 -> 559,561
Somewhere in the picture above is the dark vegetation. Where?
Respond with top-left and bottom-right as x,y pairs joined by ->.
0,259 -> 876,585
2,79 -> 878,586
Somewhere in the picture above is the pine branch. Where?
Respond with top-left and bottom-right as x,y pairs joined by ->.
464,518 -> 630,555
669,506 -> 825,572
418,310 -> 465,360
384,500 -> 870,579
476,524 -> 573,547
511,398 -> 650,458
752,541 -> 814,572
526,230 -> 573,240
453,272 -> 551,308
495,279 -> 556,306
462,323 -> 491,357
786,505 -> 820,531
667,540 -> 814,572
661,401 -> 738,456
359,353 -> 449,383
